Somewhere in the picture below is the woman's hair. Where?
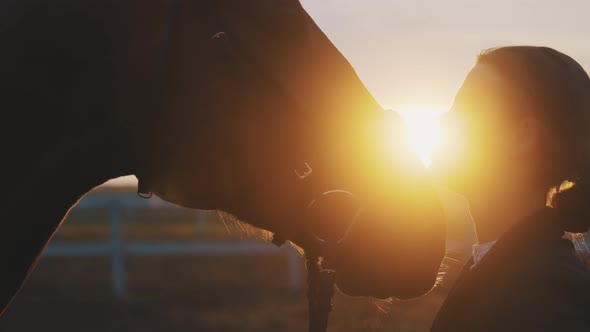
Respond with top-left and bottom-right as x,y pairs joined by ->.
475,46 -> 590,235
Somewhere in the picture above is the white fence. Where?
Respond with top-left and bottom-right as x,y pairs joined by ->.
42,190 -> 304,297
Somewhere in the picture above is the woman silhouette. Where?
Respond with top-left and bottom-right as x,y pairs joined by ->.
430,46 -> 590,331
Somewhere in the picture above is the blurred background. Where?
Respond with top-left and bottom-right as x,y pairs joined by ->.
2,1 -> 589,331
0,181 -> 474,332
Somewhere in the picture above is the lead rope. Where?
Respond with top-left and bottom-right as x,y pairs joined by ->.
302,190 -> 361,332
306,255 -> 332,332
306,243 -> 337,332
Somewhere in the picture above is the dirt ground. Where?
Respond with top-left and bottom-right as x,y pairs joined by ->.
0,188 -> 469,332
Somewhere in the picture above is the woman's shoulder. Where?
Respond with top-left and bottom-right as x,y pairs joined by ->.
486,209 -> 590,309
432,208 -> 590,332
492,207 -> 590,281
472,230 -> 590,330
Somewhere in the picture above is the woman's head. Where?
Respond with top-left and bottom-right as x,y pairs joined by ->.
432,46 -> 590,233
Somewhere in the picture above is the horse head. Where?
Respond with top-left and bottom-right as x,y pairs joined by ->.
0,0 -> 445,323
134,0 -> 446,301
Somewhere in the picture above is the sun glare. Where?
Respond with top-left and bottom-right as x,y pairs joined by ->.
393,106 -> 447,167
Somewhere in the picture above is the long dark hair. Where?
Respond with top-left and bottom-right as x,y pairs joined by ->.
476,46 -> 590,259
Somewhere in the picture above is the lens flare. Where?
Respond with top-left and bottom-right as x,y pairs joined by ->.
393,106 -> 447,167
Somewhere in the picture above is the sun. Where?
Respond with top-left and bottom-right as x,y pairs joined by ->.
392,105 -> 447,167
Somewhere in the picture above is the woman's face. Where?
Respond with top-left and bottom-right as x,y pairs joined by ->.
431,63 -> 529,194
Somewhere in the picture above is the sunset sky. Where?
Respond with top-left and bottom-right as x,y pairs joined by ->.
300,0 -> 590,111
106,1 -> 590,186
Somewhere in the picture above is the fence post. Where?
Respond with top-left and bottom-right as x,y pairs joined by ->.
111,202 -> 125,298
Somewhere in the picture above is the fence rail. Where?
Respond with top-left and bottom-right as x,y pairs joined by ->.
43,192 -> 304,297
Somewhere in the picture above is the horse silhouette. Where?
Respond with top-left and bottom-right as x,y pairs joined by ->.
0,0 -> 446,324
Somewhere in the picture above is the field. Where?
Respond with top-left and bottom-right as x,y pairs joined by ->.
0,186 -> 472,332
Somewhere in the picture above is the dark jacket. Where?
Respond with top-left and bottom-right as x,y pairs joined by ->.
431,207 -> 590,332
